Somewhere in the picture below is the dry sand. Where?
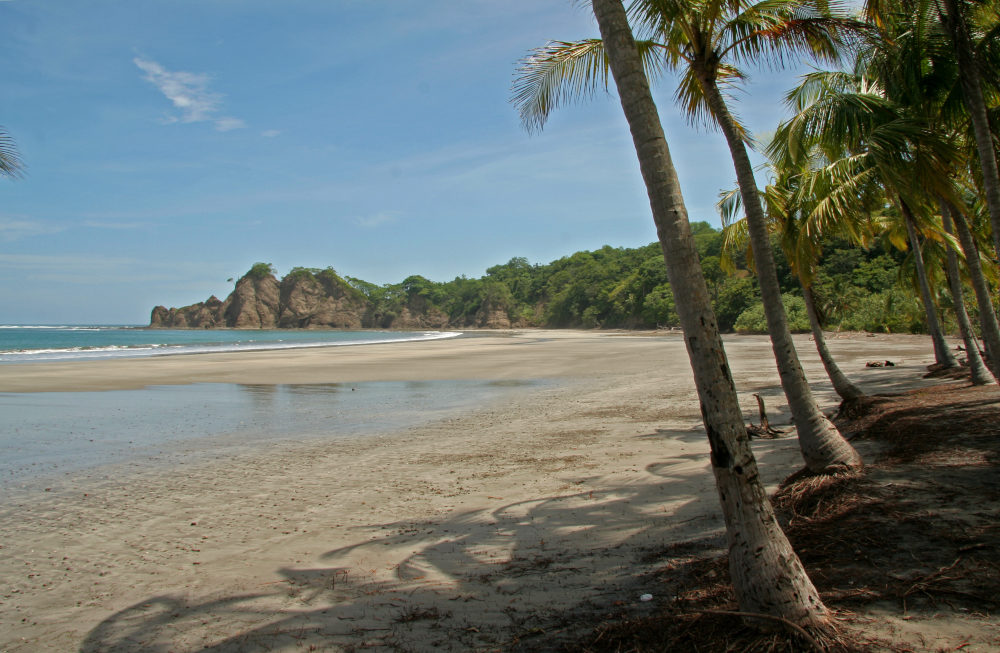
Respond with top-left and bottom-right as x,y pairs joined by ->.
0,330 -> 960,651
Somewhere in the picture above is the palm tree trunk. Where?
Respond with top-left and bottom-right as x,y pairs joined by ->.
949,204 -> 1000,379
694,67 -> 861,473
800,279 -> 865,400
940,203 -> 995,384
940,0 -> 1000,262
901,200 -> 959,368
590,0 -> 830,631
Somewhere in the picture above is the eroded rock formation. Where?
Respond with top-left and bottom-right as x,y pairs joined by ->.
149,265 -> 517,330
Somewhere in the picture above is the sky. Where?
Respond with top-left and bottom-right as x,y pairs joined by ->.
1,0 -> 816,325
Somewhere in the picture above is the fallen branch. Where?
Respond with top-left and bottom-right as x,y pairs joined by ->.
748,393 -> 784,438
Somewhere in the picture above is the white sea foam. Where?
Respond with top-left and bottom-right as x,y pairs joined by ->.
0,330 -> 462,363
0,325 -> 120,330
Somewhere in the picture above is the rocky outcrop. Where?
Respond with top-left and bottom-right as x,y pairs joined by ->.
277,270 -> 366,328
473,304 -> 512,329
150,295 -> 227,329
150,266 -> 371,330
390,304 -> 451,329
150,264 -> 521,330
225,274 -> 281,328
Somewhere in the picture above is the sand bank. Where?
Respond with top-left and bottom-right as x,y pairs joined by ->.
0,330 -> 948,651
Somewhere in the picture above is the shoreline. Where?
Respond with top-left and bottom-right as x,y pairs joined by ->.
0,329 -> 928,394
0,331 -> 949,651
0,326 -> 464,368
0,329 -> 670,392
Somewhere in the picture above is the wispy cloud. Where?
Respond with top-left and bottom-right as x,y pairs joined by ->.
0,218 -> 64,241
356,211 -> 398,228
0,253 -> 221,285
261,129 -> 281,138
83,220 -> 147,230
134,57 -> 246,132
215,117 -> 247,132
0,253 -> 136,283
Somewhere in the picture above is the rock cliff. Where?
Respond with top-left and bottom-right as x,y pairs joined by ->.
225,274 -> 281,328
150,266 -> 368,329
277,269 -> 366,328
150,264 -> 519,330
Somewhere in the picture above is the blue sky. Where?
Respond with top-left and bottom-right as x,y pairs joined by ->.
1,0 -> 811,325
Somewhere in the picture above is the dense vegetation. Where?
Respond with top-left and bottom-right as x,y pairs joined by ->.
322,220 -> 952,334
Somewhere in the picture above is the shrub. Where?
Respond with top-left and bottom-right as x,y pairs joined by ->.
734,293 -> 811,333
246,262 -> 276,280
837,290 -> 925,333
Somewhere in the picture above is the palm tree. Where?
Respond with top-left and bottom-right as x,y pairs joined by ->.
588,0 -> 832,631
861,0 -> 1000,261
719,149 -> 869,401
932,0 -> 1000,262
780,0 -> 1000,373
514,0 -> 863,474
948,199 -> 1000,378
772,40 -> 966,369
940,200 -> 995,383
859,1 -> 998,371
901,200 -> 961,368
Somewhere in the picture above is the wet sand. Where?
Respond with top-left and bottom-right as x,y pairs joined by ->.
0,330 -> 947,651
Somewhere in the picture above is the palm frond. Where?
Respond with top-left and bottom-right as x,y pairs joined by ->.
512,39 -> 610,133
673,64 -> 748,138
719,215 -> 752,275
718,0 -> 864,70
717,186 -> 745,227
0,127 -> 24,179
511,39 -> 668,132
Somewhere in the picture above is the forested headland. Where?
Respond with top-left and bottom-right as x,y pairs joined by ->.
152,221 -> 977,335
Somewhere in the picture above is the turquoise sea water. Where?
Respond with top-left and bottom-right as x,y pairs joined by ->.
0,325 -> 461,363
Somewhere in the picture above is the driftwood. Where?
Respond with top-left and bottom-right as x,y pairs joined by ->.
747,393 -> 783,438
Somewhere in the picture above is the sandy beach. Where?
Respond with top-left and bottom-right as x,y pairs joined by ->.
0,330 -> 951,651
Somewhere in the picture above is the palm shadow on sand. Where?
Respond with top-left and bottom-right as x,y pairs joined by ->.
79,369 -> 950,652
78,425 -> 808,652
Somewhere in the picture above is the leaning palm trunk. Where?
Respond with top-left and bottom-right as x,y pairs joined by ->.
900,200 -> 959,369
800,280 -> 865,400
949,204 -> 1000,379
941,0 -> 1000,262
695,67 -> 861,473
940,204 -> 995,384
591,0 -> 830,630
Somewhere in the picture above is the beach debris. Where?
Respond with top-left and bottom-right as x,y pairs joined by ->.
640,593 -> 654,602
754,394 -> 771,431
865,360 -> 896,367
747,393 -> 783,438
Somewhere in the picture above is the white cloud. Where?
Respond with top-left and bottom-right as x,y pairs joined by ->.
0,218 -> 64,241
261,129 -> 281,138
134,57 -> 246,131
355,212 -> 398,228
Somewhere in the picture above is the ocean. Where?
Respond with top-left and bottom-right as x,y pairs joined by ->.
0,325 -> 462,363
0,326 -> 544,491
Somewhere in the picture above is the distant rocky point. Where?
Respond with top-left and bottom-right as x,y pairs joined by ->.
149,263 -> 516,330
